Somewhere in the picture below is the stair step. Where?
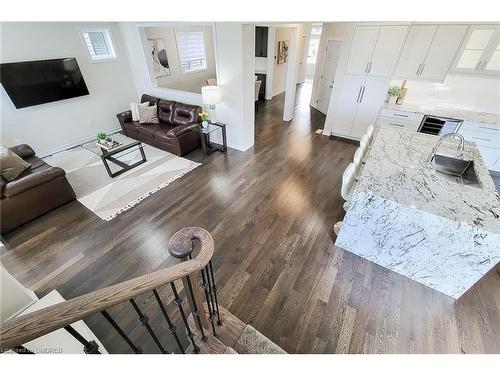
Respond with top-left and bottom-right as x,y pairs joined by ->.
211,304 -> 246,348
186,314 -> 228,354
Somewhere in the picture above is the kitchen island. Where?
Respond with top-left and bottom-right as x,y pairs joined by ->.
335,126 -> 500,299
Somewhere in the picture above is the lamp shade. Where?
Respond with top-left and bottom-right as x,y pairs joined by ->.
201,86 -> 221,106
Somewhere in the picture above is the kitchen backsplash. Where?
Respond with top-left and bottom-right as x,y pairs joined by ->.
390,74 -> 500,115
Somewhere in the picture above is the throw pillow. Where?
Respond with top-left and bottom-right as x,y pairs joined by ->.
130,102 -> 149,121
0,145 -> 31,181
138,104 -> 159,124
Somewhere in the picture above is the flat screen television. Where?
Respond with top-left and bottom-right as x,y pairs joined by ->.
0,57 -> 89,109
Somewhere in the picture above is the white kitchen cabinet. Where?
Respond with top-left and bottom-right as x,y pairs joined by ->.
376,109 -> 424,132
452,24 -> 500,77
346,26 -> 379,75
331,75 -> 391,139
331,75 -> 365,137
369,26 -> 408,78
350,77 -> 392,138
419,25 -> 468,81
346,25 -> 407,78
395,24 -> 468,82
457,121 -> 500,171
395,25 -> 437,79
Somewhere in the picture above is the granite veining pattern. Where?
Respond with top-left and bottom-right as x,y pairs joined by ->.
335,127 -> 500,298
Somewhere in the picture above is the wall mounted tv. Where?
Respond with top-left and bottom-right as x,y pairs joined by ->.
0,57 -> 89,109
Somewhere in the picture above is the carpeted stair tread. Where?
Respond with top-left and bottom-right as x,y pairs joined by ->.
233,325 -> 286,354
224,347 -> 238,354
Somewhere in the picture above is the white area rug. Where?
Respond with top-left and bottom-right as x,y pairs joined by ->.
45,142 -> 200,220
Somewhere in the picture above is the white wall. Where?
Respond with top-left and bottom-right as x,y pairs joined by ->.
272,27 -> 292,96
0,22 -> 138,156
391,74 -> 500,114
214,23 -> 255,151
145,26 -> 216,94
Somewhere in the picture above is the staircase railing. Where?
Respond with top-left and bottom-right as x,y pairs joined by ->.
0,227 -> 221,354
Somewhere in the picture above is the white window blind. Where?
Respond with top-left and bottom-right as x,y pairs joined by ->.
79,25 -> 117,62
175,29 -> 208,73
83,31 -> 110,56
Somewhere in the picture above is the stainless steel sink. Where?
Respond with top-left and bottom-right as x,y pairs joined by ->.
433,154 -> 481,188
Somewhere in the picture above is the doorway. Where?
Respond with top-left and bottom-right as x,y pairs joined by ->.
316,40 -> 342,115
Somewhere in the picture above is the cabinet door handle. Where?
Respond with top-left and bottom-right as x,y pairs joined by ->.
389,123 -> 405,127
393,113 -> 409,117
356,86 -> 363,103
479,125 -> 498,131
416,64 -> 422,76
359,86 -> 366,103
472,136 -> 491,142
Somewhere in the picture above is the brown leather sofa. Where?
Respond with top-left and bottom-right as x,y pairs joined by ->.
0,144 -> 76,234
117,95 -> 202,156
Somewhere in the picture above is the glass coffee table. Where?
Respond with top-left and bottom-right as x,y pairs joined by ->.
81,133 -> 147,178
193,122 -> 227,155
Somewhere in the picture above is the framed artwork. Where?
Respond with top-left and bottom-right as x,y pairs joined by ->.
278,40 -> 289,64
148,38 -> 170,77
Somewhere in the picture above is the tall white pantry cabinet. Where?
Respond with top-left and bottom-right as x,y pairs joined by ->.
331,25 -> 408,140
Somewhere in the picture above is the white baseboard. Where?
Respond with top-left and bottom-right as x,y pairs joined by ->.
39,127 -> 122,158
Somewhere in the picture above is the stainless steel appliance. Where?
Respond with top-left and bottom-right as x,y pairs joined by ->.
418,115 -> 462,136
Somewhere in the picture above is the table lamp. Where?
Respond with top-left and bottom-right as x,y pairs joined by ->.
201,85 -> 221,123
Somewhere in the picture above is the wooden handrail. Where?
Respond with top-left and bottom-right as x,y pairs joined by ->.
0,227 -> 214,350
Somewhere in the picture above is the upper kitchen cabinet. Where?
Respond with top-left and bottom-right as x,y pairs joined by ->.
451,24 -> 500,77
346,25 -> 408,78
395,24 -> 468,82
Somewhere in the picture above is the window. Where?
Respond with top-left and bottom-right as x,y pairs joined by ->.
307,24 -> 322,64
79,25 -> 117,62
175,28 -> 208,74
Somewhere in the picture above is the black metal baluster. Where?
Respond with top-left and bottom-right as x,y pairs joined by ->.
129,298 -> 167,354
208,261 -> 222,325
152,289 -> 184,353
185,274 -> 207,341
170,282 -> 199,353
64,325 -> 100,354
200,267 -> 217,336
101,310 -> 142,353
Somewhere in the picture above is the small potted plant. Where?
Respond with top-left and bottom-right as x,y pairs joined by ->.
200,111 -> 209,128
96,132 -> 107,145
387,86 -> 402,105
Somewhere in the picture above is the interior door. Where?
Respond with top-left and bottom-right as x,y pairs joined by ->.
395,25 -> 437,79
419,25 -> 468,81
345,26 -> 379,75
350,76 -> 391,139
316,40 -> 342,114
331,74 -> 365,137
369,25 -> 408,77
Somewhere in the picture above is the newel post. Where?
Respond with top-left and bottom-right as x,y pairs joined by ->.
168,228 -> 211,335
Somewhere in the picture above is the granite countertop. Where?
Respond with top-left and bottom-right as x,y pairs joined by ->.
383,102 -> 500,124
335,126 -> 500,299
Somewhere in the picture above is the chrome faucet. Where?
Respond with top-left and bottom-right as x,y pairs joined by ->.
426,132 -> 465,163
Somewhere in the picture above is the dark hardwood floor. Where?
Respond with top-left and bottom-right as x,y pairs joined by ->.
1,81 -> 499,354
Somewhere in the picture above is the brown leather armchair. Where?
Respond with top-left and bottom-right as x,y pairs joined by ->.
0,144 -> 76,234
117,94 -> 201,156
